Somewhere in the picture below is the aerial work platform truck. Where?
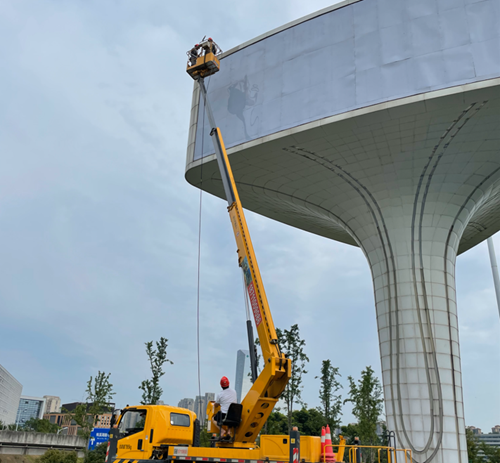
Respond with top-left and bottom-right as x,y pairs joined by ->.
104,38 -> 406,463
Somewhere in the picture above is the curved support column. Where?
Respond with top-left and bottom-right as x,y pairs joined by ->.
363,214 -> 467,463
338,158 -> 500,463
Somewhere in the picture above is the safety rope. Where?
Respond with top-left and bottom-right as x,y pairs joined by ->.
196,184 -> 203,419
195,76 -> 210,420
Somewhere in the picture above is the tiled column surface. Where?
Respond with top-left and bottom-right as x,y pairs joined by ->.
362,212 -> 468,463
335,161 -> 500,463
334,150 -> 500,462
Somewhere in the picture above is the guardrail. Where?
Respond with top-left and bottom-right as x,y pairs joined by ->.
0,442 -> 85,457
0,431 -> 86,457
326,443 -> 412,463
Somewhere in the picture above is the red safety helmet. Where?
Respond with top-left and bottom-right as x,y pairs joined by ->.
220,376 -> 230,388
208,37 -> 213,41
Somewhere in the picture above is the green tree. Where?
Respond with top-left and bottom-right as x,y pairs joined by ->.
139,337 -> 173,405
199,430 -> 213,447
292,408 -> 325,436
466,429 -> 482,463
344,366 -> 383,463
23,417 -> 60,433
340,423 -> 361,444
261,411 -> 288,435
317,360 -> 342,430
465,428 -> 500,463
64,371 -> 115,441
277,324 -> 309,433
481,440 -> 500,463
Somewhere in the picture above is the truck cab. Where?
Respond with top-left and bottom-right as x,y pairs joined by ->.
116,405 -> 199,460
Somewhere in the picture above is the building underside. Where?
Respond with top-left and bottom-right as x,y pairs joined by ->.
187,83 -> 500,257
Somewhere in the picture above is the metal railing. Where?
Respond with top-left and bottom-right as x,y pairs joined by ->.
325,443 -> 412,463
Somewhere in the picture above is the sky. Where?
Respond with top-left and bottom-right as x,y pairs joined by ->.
0,0 -> 499,432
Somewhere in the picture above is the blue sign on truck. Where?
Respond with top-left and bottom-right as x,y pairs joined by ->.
88,428 -> 110,450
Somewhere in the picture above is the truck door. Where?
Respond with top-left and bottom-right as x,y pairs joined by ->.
116,409 -> 149,459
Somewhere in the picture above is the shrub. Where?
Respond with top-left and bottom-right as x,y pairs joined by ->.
40,449 -> 78,463
84,442 -> 108,463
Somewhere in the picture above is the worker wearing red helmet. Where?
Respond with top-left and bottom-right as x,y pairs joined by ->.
189,44 -> 200,66
202,38 -> 217,56
211,376 -> 237,439
208,38 -> 216,54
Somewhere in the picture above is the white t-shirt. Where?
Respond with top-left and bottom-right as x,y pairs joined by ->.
216,387 -> 237,414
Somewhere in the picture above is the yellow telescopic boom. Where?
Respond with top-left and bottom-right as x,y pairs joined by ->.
188,42 -> 291,445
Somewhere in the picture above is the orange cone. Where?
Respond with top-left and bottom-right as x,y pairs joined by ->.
320,426 -> 326,462
324,425 -> 336,463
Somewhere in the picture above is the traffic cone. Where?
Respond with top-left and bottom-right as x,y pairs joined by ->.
320,426 -> 326,462
324,425 -> 336,463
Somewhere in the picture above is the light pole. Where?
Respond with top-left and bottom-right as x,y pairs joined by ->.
15,410 -> 28,431
57,427 -> 69,435
487,237 -> 500,319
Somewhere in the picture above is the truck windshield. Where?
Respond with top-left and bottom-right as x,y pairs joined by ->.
118,410 -> 147,436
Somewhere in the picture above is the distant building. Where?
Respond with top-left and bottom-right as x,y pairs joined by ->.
43,402 -> 115,435
16,396 -> 46,427
193,396 -> 202,419
235,350 -> 252,403
193,392 -> 215,424
96,413 -> 112,428
44,413 -> 77,435
466,425 -> 500,460
44,412 -> 113,436
43,396 -> 61,413
467,426 -> 482,435
478,432 -> 500,448
178,398 -> 195,411
0,364 -> 23,425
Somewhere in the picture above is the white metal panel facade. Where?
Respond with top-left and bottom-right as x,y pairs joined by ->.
0,364 -> 22,426
191,0 -> 500,161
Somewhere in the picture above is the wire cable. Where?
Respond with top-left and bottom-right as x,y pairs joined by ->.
195,76 -> 210,420
196,185 -> 203,419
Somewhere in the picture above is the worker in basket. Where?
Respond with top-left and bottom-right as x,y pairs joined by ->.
211,376 -> 237,440
202,38 -> 217,55
189,44 -> 200,66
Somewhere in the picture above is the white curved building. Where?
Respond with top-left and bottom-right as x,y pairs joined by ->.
185,1 -> 500,461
